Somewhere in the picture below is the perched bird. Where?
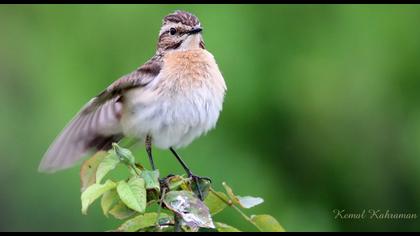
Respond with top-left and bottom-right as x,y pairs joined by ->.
38,10 -> 227,198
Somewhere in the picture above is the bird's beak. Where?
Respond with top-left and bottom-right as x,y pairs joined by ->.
188,27 -> 203,35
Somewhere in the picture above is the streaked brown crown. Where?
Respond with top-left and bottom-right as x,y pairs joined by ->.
163,10 -> 200,27
157,11 -> 204,52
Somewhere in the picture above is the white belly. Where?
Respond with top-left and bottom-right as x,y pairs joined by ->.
120,49 -> 226,149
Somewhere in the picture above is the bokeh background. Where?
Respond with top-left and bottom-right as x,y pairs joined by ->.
1,4 -> 419,232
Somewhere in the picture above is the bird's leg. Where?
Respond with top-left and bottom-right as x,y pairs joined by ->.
169,147 -> 211,201
145,135 -> 156,171
146,136 -> 176,188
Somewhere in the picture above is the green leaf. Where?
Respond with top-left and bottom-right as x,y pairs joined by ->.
166,175 -> 189,191
215,222 -> 241,232
117,212 -> 171,232
250,214 -> 286,232
153,226 -> 175,232
237,196 -> 264,209
140,169 -> 160,191
108,201 -> 136,220
101,189 -> 119,217
163,190 -> 215,230
112,143 -> 136,166
198,227 -> 218,232
128,165 -> 143,176
80,151 -> 108,192
117,177 -> 146,213
204,191 -> 228,215
81,180 -> 116,215
96,150 -> 120,184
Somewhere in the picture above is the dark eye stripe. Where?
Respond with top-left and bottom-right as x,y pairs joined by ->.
162,28 -> 189,36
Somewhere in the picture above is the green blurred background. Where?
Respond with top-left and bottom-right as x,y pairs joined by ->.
0,4 -> 419,232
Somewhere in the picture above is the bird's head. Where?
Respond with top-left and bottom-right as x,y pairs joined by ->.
157,10 -> 205,52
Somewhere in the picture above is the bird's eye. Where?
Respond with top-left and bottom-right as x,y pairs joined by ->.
170,28 -> 177,35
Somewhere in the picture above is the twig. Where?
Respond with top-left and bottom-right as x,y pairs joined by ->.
129,165 -> 142,176
155,187 -> 167,226
174,214 -> 183,232
209,187 -> 259,230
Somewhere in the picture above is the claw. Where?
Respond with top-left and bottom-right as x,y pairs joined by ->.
189,173 -> 211,201
159,173 -> 176,186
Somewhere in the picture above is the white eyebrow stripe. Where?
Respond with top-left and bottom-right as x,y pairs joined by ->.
159,22 -> 201,36
159,22 -> 184,35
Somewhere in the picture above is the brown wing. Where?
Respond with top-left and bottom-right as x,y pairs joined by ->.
38,97 -> 123,173
38,58 -> 162,173
83,56 -> 162,114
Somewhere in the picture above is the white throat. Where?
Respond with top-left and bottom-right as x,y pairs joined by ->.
180,34 -> 202,51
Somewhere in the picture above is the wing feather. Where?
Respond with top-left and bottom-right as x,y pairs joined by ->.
38,97 -> 123,173
39,57 -> 162,173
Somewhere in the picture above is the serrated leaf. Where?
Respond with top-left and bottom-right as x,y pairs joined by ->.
251,214 -> 285,232
222,182 -> 240,205
117,212 -> 170,232
101,189 -> 119,217
81,180 -> 116,215
163,191 -> 215,230
80,151 -> 108,192
96,150 -> 120,184
140,169 -> 160,191
215,222 -> 241,232
112,143 -> 135,166
204,191 -> 228,215
237,196 -> 264,209
117,177 -> 146,213
108,201 -> 136,220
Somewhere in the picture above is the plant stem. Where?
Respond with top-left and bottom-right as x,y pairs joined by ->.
232,205 -> 254,224
174,214 -> 183,232
155,188 -> 167,225
209,188 -> 232,205
209,187 -> 260,230
129,165 -> 142,176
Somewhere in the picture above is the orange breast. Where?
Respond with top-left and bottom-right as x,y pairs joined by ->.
162,49 -> 210,86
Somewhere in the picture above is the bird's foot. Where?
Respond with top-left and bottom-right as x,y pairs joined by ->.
188,173 -> 212,201
159,173 -> 176,189
157,173 -> 211,201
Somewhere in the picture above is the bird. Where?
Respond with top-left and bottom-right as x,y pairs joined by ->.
38,10 -> 227,199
